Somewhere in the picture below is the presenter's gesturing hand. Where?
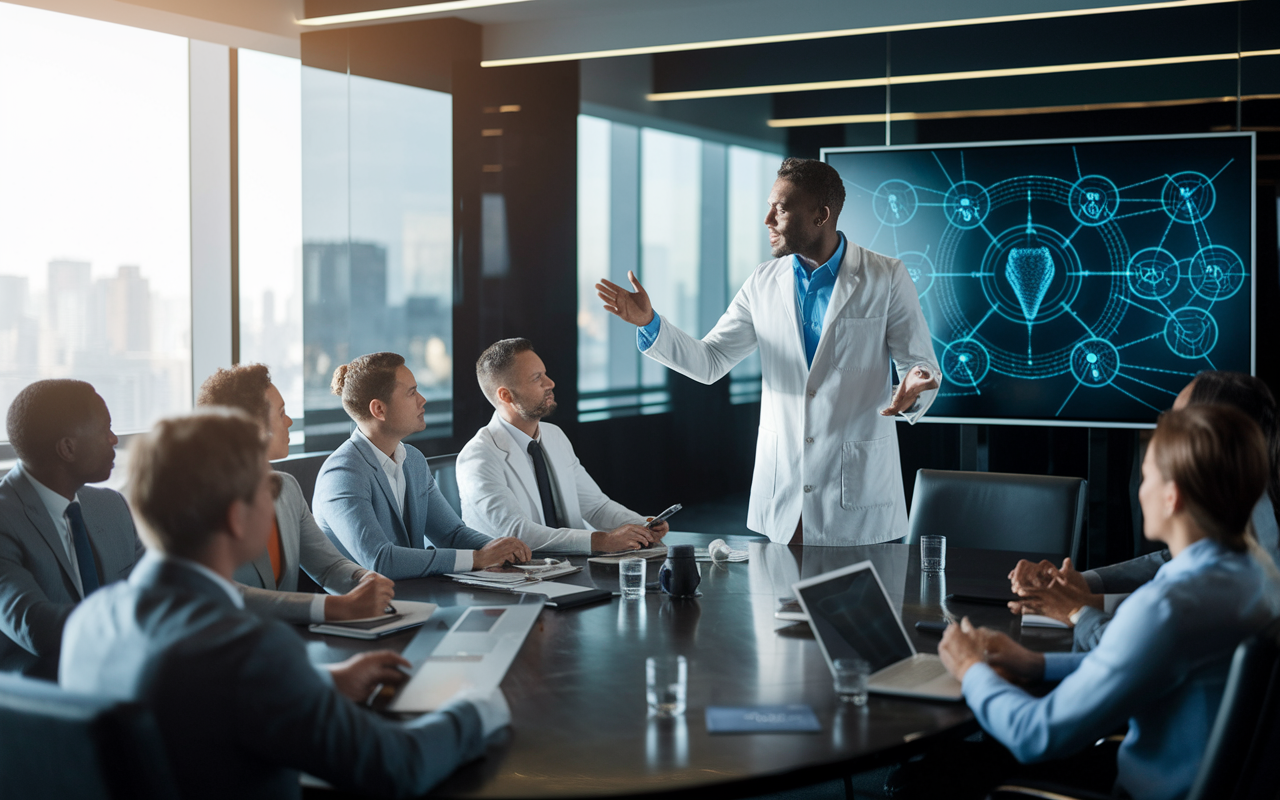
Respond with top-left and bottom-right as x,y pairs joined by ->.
597,271 -> 655,327
880,365 -> 940,416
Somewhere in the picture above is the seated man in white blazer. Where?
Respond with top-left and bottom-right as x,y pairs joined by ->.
457,338 -> 668,553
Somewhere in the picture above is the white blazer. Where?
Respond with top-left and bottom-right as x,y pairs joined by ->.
643,240 -> 940,545
457,413 -> 648,552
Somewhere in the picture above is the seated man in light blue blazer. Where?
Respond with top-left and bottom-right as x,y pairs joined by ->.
0,380 -> 143,679
60,409 -> 509,800
313,352 -> 530,579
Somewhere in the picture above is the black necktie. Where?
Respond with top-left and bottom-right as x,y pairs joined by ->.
527,440 -> 560,529
65,501 -> 100,596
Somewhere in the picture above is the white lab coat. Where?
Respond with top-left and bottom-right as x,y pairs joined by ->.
456,412 -> 649,552
643,241 -> 939,545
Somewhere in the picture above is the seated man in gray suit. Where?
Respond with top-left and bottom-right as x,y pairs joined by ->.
0,380 -> 143,679
458,338 -> 667,553
60,409 -> 509,800
313,352 -> 530,580
198,363 -> 395,624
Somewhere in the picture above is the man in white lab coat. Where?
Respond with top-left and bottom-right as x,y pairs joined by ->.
597,157 -> 940,545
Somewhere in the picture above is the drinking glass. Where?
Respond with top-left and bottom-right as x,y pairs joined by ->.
646,655 -> 688,717
920,535 -> 947,573
833,658 -> 871,706
620,557 -> 646,599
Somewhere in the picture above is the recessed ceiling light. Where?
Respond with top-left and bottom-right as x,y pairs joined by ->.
648,50 -> 1280,102
481,0 -> 1241,67
299,0 -> 536,28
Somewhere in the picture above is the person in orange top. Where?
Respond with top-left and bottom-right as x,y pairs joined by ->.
198,364 -> 394,624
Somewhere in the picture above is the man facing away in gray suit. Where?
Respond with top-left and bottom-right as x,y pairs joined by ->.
314,352 -> 531,580
60,409 -> 509,800
0,379 -> 143,679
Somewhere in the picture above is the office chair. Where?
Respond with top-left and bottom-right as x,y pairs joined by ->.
906,469 -> 1087,563
426,452 -> 464,516
0,673 -> 178,800
990,616 -> 1280,800
272,452 -> 327,506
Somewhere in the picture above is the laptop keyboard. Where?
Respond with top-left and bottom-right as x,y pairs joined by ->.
873,656 -> 947,688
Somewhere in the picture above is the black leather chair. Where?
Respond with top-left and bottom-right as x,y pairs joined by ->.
991,616 -> 1280,800
272,451 -> 329,506
426,453 -> 463,517
0,673 -> 178,800
906,469 -> 1087,563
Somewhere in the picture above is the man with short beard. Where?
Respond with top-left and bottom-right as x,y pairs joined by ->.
457,338 -> 669,553
596,157 -> 939,546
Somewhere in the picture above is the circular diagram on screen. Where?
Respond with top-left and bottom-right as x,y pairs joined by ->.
1070,338 -> 1121,387
872,180 -> 919,227
1161,171 -> 1216,224
979,223 -> 1083,328
1126,247 -> 1180,300
943,181 -> 990,230
942,339 -> 991,387
899,250 -> 935,297
1069,174 -> 1120,227
1188,245 -> 1245,301
1163,306 -> 1218,359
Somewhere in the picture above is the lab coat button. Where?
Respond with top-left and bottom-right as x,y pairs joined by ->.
807,390 -> 816,398
805,437 -> 814,443
804,485 -> 813,493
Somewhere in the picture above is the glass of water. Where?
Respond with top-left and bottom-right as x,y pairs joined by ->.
620,557 -> 646,599
646,655 -> 688,717
833,658 -> 871,706
920,535 -> 947,573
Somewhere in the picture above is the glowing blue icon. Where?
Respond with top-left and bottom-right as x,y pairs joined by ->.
872,180 -> 918,227
1163,307 -> 1218,359
942,340 -> 990,387
1070,339 -> 1120,387
943,181 -> 990,230
1161,171 -> 1216,224
1127,247 -> 1179,300
1188,245 -> 1245,301
1069,174 -> 1119,227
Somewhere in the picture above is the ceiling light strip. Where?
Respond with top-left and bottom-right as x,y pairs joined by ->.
299,0 -> 535,28
766,93 -> 1280,127
480,0 -> 1240,67
647,52 -> 1248,101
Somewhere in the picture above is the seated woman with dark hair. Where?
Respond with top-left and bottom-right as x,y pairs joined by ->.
940,404 -> 1280,800
198,364 -> 395,623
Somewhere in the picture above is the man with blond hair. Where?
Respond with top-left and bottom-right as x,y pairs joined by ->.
60,409 -> 509,800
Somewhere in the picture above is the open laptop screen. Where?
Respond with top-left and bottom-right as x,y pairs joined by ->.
798,565 -> 915,674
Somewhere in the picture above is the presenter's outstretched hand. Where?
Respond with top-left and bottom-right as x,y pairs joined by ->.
327,651 -> 411,702
597,271 -> 655,327
880,365 -> 940,416
474,537 -> 533,570
327,571 -> 396,621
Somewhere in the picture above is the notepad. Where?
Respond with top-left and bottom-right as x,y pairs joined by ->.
1021,613 -> 1070,629
309,600 -> 438,640
705,705 -> 822,734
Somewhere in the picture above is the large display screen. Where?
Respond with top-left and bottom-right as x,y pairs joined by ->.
824,133 -> 1255,428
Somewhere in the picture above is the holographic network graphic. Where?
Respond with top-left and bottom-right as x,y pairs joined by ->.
826,134 -> 1254,426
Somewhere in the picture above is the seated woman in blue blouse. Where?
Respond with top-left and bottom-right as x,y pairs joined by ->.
939,404 -> 1280,800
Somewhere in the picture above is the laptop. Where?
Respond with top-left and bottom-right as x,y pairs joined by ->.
387,599 -> 543,713
794,561 -> 963,701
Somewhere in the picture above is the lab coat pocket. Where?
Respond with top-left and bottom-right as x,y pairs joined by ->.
840,437 -> 895,510
832,316 -> 887,372
752,429 -> 778,499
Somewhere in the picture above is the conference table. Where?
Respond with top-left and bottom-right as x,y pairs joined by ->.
303,534 -> 1072,799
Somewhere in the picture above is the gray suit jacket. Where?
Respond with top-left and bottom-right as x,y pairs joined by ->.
314,432 -> 492,579
59,553 -> 487,800
235,472 -> 364,624
0,462 -> 142,678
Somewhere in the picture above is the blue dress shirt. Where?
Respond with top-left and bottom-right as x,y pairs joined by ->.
638,235 -> 847,368
961,538 -> 1280,800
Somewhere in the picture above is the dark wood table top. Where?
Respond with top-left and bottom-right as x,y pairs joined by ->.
305,534 -> 1071,799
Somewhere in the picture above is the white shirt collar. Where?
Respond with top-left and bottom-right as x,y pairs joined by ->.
163,555 -> 245,609
21,463 -> 74,520
497,415 -> 540,453
356,427 -> 406,471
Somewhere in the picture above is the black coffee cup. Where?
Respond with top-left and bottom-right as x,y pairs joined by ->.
658,544 -> 701,598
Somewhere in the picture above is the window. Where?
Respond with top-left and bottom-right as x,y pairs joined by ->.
301,68 -> 453,450
576,114 -> 781,420
0,3 -> 190,446
238,48 -> 304,448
